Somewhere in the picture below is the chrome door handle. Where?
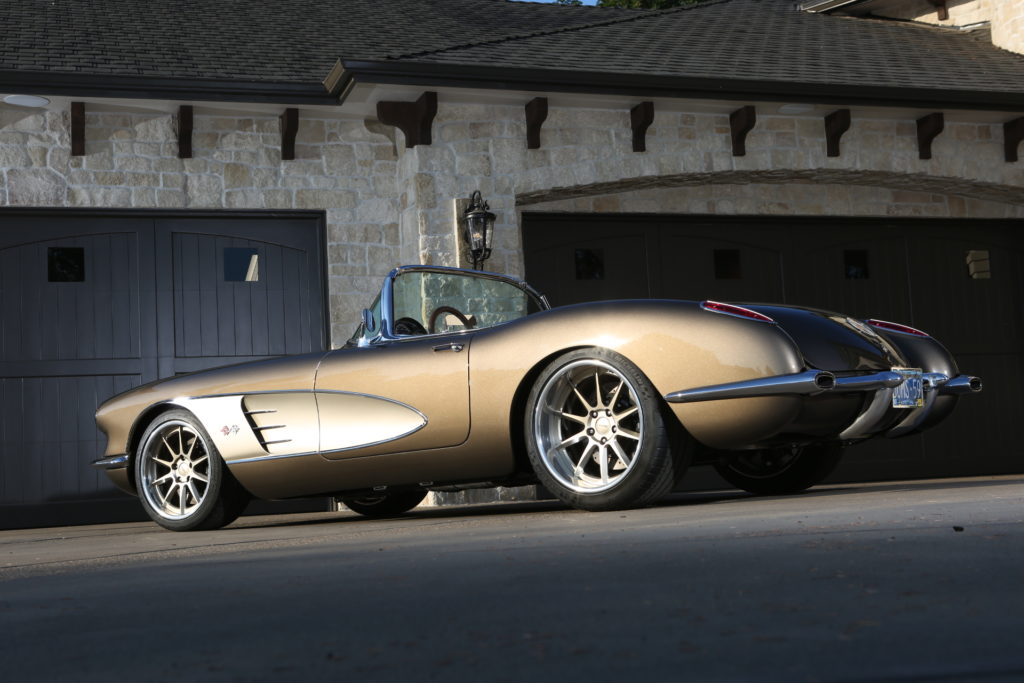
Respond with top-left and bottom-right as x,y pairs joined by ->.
433,343 -> 464,352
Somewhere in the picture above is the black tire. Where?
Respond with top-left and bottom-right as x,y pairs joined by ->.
343,490 -> 428,517
135,409 -> 250,531
714,442 -> 844,495
524,347 -> 687,511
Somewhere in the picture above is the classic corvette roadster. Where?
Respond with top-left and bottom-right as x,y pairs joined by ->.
94,265 -> 982,530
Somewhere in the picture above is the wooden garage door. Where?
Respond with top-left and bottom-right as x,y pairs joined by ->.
0,210 -> 327,528
523,213 -> 1024,482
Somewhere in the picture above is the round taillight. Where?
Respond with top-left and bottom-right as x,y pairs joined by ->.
866,319 -> 930,338
701,301 -> 775,323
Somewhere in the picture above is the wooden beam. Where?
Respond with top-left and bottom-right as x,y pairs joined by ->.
525,97 -> 548,150
376,91 -> 437,149
729,105 -> 756,156
177,105 -> 194,159
280,108 -> 299,160
630,101 -> 654,153
1004,117 -> 1024,163
70,102 -> 85,156
925,0 -> 948,21
824,109 -> 851,158
916,112 -> 944,160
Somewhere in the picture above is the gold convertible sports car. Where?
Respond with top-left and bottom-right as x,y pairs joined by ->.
94,265 -> 982,531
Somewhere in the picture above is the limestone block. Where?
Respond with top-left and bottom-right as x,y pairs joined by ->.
7,168 -> 66,205
224,190 -> 264,208
186,174 -> 224,206
157,190 -> 186,208
224,163 -> 253,189
295,189 -> 357,210
0,145 -> 31,167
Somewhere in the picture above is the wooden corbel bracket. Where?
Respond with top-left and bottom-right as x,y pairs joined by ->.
70,102 -> 85,156
925,0 -> 949,21
280,108 -> 299,160
177,105 -> 194,159
824,109 -> 851,158
376,92 -> 438,149
730,106 -> 756,156
1004,117 -> 1024,163
631,101 -> 654,153
917,112 -> 944,160
525,97 -> 548,150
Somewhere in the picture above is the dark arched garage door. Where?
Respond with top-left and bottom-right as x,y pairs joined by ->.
0,209 -> 328,528
523,213 -> 1024,484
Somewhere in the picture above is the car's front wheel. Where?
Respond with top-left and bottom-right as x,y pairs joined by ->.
135,409 -> 249,531
713,442 -> 844,495
525,348 -> 686,511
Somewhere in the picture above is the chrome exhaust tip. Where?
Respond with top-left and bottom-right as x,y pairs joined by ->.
940,375 -> 983,395
815,372 -> 836,390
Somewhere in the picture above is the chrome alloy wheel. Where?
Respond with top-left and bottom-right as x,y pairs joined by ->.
139,420 -> 212,520
533,359 -> 645,494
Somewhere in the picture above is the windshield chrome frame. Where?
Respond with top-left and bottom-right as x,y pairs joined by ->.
358,265 -> 550,347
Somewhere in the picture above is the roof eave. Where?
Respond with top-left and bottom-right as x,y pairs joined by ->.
0,70 -> 339,105
339,59 -> 1024,113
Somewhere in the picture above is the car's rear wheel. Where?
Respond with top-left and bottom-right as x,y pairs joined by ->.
136,409 -> 249,531
714,442 -> 844,495
342,490 -> 427,517
525,348 -> 686,511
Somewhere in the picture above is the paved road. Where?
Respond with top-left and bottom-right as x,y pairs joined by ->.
2,476 -> 1022,682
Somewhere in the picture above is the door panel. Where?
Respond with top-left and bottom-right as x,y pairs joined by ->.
314,336 -> 471,460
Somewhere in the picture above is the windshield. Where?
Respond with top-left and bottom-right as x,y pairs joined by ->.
391,270 -> 543,336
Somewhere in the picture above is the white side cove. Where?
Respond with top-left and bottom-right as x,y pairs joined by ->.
316,392 -> 427,454
171,391 -> 427,464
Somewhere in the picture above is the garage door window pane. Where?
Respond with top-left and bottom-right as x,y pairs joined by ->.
713,249 -> 741,279
575,249 -> 604,280
48,247 -> 85,282
224,248 -> 259,282
966,250 -> 991,279
844,250 -> 870,279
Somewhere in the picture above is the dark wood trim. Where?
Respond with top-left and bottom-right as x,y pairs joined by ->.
376,91 -> 437,148
70,101 -> 85,156
336,59 -> 1024,113
177,105 -> 194,159
280,107 -> 299,160
1004,117 -> 1024,163
925,0 -> 949,21
525,97 -> 548,150
917,112 -> 945,160
630,101 -> 654,153
825,109 -> 851,158
0,70 -> 337,105
729,106 -> 756,156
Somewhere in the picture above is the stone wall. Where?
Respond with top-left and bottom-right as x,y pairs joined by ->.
867,0 -> 1024,55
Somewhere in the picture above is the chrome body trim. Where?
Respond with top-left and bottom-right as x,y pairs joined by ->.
940,375 -> 983,395
833,371 -> 904,391
229,450 -> 318,466
91,454 -> 129,470
838,388 -> 895,440
664,370 -> 835,404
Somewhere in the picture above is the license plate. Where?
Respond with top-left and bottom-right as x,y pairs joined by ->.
892,368 -> 924,408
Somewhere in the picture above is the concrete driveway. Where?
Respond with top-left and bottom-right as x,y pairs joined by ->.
2,476 -> 1022,682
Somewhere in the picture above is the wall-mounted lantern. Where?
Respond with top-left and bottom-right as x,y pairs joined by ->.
462,190 -> 495,270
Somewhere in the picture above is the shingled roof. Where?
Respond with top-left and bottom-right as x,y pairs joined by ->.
3,0 -> 1024,110
0,0 -> 642,102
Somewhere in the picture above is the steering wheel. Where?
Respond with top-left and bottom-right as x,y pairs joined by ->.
428,306 -> 476,334
393,317 -> 427,336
